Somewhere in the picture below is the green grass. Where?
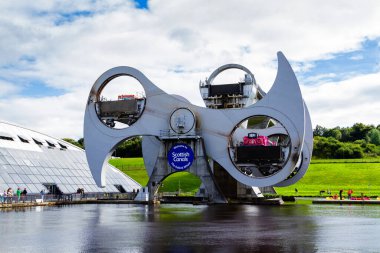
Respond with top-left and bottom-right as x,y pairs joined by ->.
311,157 -> 380,164
275,159 -> 380,197
109,157 -> 145,168
159,172 -> 201,195
109,157 -> 380,197
109,158 -> 201,195
109,157 -> 148,186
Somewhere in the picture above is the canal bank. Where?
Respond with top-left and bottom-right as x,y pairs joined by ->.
313,199 -> 380,205
5,195 -> 380,210
1,197 -> 284,210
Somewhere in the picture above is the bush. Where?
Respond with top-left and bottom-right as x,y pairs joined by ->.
367,129 -> 380,145
313,136 -> 364,159
115,137 -> 142,157
335,146 -> 353,158
349,144 -> 364,158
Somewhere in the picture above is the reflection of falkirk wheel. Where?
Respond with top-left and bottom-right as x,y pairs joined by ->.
84,52 -> 313,203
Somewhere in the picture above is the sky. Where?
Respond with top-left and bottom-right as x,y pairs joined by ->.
0,0 -> 380,139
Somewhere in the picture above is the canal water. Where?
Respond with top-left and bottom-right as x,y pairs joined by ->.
1,203 -> 379,253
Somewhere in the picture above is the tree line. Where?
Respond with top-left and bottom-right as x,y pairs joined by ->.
63,123 -> 380,159
313,123 -> 380,158
62,137 -> 142,157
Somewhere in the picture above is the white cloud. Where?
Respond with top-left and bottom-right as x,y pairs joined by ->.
301,73 -> 337,85
302,72 -> 380,128
350,54 -> 364,61
0,80 -> 21,97
0,90 -> 87,139
0,0 -> 380,139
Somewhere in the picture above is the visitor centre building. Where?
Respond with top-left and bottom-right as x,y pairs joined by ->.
0,121 -> 140,195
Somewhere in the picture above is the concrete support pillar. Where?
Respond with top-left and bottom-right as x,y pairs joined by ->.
147,138 -> 226,204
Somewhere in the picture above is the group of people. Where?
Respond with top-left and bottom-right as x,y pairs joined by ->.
0,187 -> 28,204
330,189 -> 354,200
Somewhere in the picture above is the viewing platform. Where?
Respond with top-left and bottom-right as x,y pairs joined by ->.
1,193 -> 285,210
0,193 -> 146,210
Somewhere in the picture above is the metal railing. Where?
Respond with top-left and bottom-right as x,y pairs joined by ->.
0,192 -> 137,205
114,165 -> 145,171
159,129 -> 202,139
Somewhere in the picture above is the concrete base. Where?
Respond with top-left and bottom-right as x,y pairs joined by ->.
212,161 -> 265,200
134,187 -> 149,201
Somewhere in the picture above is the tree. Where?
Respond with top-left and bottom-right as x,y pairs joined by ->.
324,128 -> 342,140
340,127 -> 352,142
313,136 -> 343,158
367,128 -> 380,145
313,136 -> 365,159
335,146 -> 353,158
313,125 -> 327,137
114,137 -> 142,157
350,123 -> 373,141
62,138 -> 84,149
349,143 -> 364,158
78,138 -> 85,149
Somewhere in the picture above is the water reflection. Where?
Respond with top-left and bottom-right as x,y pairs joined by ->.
1,204 -> 379,252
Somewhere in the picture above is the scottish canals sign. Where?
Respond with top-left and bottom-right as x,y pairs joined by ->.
167,143 -> 194,171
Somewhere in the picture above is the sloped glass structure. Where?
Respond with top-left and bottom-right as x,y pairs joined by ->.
0,121 -> 140,194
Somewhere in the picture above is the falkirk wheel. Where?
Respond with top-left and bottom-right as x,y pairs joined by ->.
84,52 -> 313,203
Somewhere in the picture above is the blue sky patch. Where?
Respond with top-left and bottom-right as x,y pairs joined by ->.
0,75 -> 65,98
0,55 -> 65,98
297,38 -> 380,85
51,1 -> 147,25
134,0 -> 148,9
22,80 -> 66,98
54,10 -> 93,26
168,65 -> 185,73
19,55 -> 36,64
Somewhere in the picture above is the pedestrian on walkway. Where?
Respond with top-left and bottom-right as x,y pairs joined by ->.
347,189 -> 353,199
7,188 -> 13,203
0,190 -> 3,204
16,188 -> 21,202
339,189 -> 343,200
40,189 -> 45,202
21,188 -> 27,203
3,190 -> 7,203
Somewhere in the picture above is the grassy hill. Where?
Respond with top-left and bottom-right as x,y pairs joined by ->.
276,158 -> 380,197
109,157 -> 380,197
109,158 -> 148,186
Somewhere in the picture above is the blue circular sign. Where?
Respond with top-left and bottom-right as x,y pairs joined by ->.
167,143 -> 194,171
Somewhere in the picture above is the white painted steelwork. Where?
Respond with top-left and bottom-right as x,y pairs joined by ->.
84,52 -> 313,188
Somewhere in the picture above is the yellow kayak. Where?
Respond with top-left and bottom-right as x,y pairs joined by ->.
325,197 -> 345,200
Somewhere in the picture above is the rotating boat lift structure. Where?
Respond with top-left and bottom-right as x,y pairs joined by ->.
84,52 -> 313,203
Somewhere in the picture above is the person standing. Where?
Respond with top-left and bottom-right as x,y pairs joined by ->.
347,189 -> 353,199
7,188 -> 13,203
40,189 -> 45,202
3,190 -> 7,203
0,190 -> 3,204
21,188 -> 28,203
4,190 -> 8,203
339,189 -> 343,200
16,188 -> 21,203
